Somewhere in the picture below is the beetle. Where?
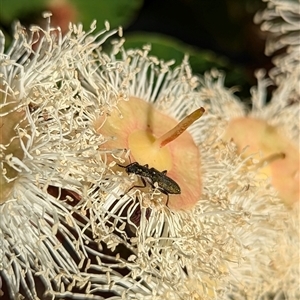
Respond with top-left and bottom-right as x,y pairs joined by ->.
118,162 -> 181,206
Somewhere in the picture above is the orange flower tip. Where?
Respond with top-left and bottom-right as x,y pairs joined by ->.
256,152 -> 286,168
154,107 -> 205,148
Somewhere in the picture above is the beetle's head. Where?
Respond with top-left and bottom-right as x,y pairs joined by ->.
126,162 -> 140,174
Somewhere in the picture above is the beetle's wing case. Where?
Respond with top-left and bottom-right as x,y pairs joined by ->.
159,175 -> 181,194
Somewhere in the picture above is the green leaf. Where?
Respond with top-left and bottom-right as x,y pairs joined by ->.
72,0 -> 143,29
0,0 -> 46,23
123,32 -> 251,97
124,32 -> 231,67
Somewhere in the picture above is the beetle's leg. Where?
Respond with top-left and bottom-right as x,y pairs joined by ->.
165,193 -> 170,207
127,177 -> 147,193
121,179 -> 148,204
119,177 -> 147,199
157,188 -> 170,207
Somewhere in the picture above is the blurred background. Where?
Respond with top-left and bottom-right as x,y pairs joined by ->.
0,0 -> 274,100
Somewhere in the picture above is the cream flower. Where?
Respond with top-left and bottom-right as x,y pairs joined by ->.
196,1 -> 300,207
190,0 -> 300,298
0,6 -> 297,300
0,13 -> 150,299
254,0 -> 300,88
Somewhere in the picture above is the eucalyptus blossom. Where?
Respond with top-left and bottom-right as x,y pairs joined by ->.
0,2 -> 298,299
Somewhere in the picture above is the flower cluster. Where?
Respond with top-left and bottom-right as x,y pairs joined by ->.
0,1 -> 299,299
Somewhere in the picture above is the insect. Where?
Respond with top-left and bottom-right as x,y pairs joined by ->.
118,162 -> 181,206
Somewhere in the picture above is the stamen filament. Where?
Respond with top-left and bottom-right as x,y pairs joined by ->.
153,107 -> 205,148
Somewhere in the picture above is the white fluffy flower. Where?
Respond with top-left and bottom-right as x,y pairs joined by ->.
0,5 -> 298,300
254,0 -> 300,89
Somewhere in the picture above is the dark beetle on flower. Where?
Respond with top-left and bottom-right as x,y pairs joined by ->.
118,162 -> 181,206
